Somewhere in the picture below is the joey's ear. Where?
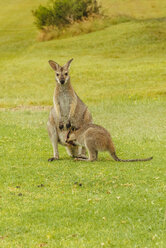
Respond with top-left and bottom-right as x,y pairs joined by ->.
48,60 -> 60,71
63,58 -> 73,70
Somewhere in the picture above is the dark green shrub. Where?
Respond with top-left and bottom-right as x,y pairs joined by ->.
32,5 -> 53,29
32,0 -> 101,29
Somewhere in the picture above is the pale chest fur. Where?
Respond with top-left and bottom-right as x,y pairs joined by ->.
53,87 -> 74,122
58,91 -> 72,119
59,91 -> 71,116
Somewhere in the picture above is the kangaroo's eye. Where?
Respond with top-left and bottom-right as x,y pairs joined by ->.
65,72 -> 68,76
56,73 -> 59,77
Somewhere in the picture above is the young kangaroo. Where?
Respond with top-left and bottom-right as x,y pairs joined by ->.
66,124 -> 153,162
47,59 -> 93,161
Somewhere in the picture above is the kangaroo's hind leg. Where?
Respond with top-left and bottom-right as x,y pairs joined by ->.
77,146 -> 88,159
88,149 -> 98,161
47,118 -> 59,161
75,149 -> 97,161
66,145 -> 79,158
75,141 -> 97,162
66,146 -> 88,159
85,138 -> 98,161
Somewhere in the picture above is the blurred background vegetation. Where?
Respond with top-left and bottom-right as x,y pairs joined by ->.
0,0 -> 166,107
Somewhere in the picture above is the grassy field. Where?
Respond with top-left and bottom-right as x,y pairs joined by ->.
0,0 -> 166,247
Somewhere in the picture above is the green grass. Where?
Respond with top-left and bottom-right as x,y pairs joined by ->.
102,0 -> 166,19
0,0 -> 166,247
1,18 -> 166,107
0,101 -> 165,247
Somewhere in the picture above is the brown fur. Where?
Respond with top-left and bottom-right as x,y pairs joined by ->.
47,59 -> 93,161
66,124 -> 153,162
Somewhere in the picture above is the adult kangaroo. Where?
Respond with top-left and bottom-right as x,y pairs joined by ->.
47,59 -> 93,161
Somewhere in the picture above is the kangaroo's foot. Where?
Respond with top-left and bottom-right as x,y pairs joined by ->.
76,155 -> 88,159
74,157 -> 89,161
48,157 -> 59,162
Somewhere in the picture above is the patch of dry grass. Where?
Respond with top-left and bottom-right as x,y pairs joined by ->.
37,15 -> 110,41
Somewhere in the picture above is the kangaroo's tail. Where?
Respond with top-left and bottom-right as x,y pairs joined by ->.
110,151 -> 153,162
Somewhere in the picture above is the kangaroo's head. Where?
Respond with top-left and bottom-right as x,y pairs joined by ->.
48,59 -> 73,85
65,129 -> 77,146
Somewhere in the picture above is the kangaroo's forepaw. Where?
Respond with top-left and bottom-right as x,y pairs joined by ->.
59,122 -> 64,130
48,157 -> 59,162
66,120 -> 71,129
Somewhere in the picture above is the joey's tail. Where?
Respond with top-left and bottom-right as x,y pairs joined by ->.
110,151 -> 153,162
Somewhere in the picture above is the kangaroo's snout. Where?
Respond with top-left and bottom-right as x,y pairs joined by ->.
60,79 -> 65,84
66,139 -> 77,146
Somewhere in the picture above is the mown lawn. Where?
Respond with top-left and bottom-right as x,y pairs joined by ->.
0,0 -> 166,247
0,100 -> 165,247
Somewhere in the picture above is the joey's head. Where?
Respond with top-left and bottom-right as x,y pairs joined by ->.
48,59 -> 73,85
66,130 -> 77,146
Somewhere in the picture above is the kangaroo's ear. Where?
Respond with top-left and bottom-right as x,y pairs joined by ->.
48,60 -> 60,71
64,58 -> 73,70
